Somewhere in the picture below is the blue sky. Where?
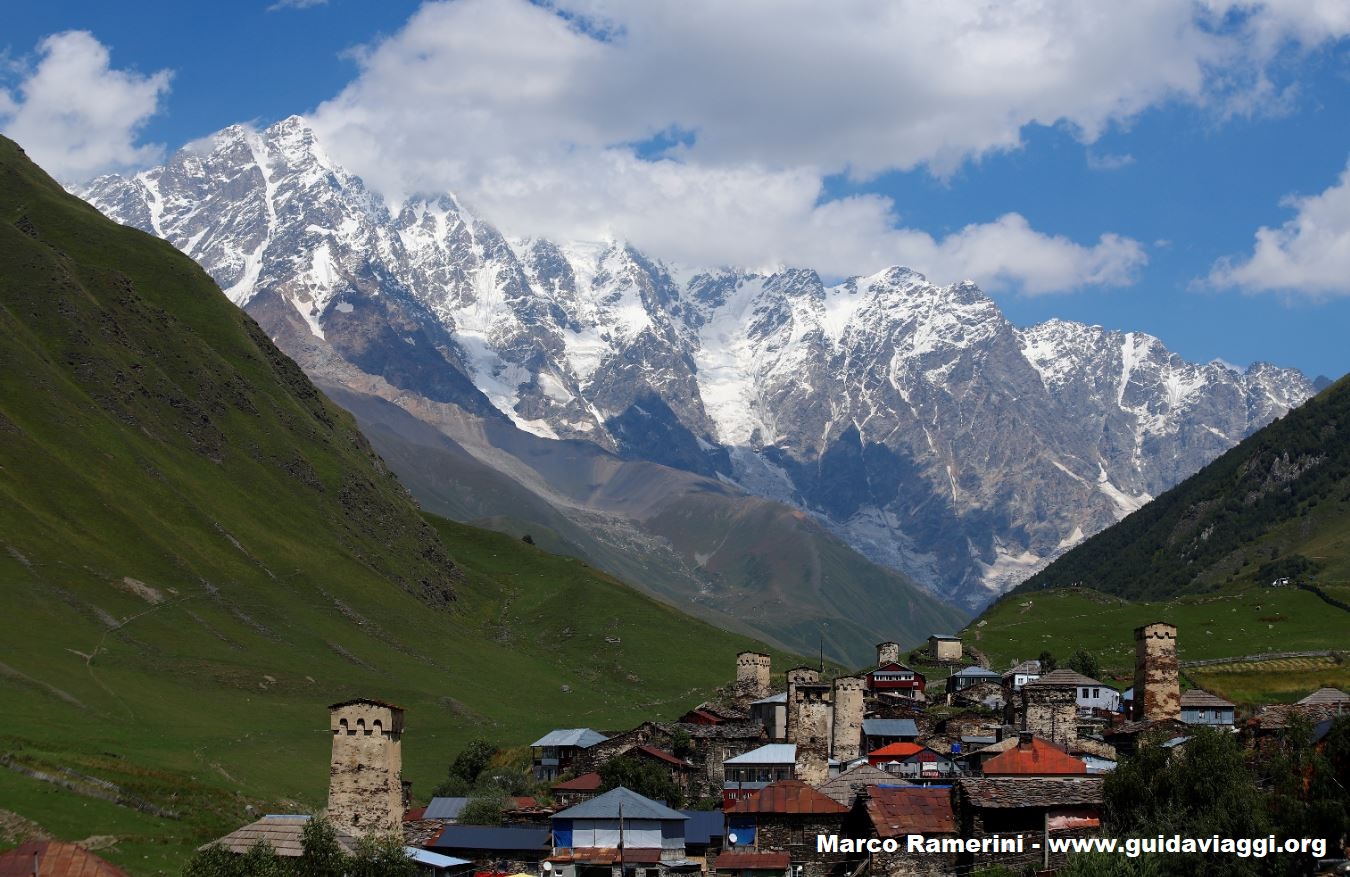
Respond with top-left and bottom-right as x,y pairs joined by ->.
4,1 -> 1350,380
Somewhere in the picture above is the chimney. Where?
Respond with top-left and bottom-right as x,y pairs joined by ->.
1017,731 -> 1033,747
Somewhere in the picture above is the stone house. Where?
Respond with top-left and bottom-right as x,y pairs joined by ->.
723,744 -> 797,806
845,786 -> 957,877
552,772 -> 604,807
711,851 -> 790,877
947,666 -> 1001,692
532,729 -> 609,781
927,635 -> 962,662
576,720 -> 767,802
547,787 -> 692,877
1001,660 -> 1041,692
815,763 -> 907,807
981,734 -> 1087,777
861,719 -> 919,751
426,824 -> 551,872
953,777 -> 1103,872
724,780 -> 850,877
749,693 -> 787,740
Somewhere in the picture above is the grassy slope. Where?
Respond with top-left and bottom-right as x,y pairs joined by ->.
0,137 -> 799,874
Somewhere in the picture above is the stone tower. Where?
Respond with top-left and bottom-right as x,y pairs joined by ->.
876,642 -> 901,666
1133,622 -> 1180,721
830,675 -> 866,761
791,682 -> 833,784
1020,676 -> 1078,749
785,666 -> 821,743
734,651 -> 772,700
327,699 -> 405,836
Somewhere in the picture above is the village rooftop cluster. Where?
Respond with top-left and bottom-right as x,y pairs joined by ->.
192,625 -> 1348,877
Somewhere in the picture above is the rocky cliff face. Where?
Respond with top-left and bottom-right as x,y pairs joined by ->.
82,116 -> 1313,609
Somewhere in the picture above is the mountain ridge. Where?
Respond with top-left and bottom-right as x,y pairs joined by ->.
80,115 -> 1314,608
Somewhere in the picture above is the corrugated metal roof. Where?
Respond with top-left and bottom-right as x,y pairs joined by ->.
865,787 -> 954,837
531,728 -> 608,748
725,780 -> 848,815
951,666 -> 1001,678
750,692 -> 787,705
867,742 -> 924,758
723,743 -> 796,765
861,719 -> 918,737
202,815 -> 359,857
714,852 -> 790,870
552,772 -> 603,791
680,810 -> 726,845
552,786 -> 687,821
429,825 -> 551,852
0,842 -> 130,877
424,797 -> 470,820
982,738 -> 1087,776
405,848 -> 470,869
634,745 -> 692,768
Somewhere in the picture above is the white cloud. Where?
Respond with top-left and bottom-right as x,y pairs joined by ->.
0,31 -> 170,182
1087,151 -> 1136,171
268,0 -> 328,11
290,1 -> 1332,293
1209,158 -> 1350,296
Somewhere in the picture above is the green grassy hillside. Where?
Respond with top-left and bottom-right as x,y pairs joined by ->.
0,136 -> 798,874
1015,375 -> 1350,600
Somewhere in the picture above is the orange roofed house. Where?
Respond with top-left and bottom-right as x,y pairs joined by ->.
724,780 -> 849,877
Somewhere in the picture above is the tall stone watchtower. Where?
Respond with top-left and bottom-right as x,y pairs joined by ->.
1020,673 -> 1079,749
1133,623 -> 1180,722
734,651 -> 772,700
876,642 -> 901,666
784,666 -> 821,744
327,699 -> 405,836
830,676 -> 866,761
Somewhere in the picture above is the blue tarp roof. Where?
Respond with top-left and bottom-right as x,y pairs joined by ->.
553,787 -> 687,821
429,825 -> 551,852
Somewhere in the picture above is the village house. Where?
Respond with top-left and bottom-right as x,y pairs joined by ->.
680,810 -> 727,864
865,742 -> 958,780
1179,690 -> 1236,727
724,780 -> 851,877
815,763 -> 907,807
1029,668 -> 1120,715
426,824 -> 552,872
865,662 -> 927,697
860,718 -> 919,752
947,666 -> 1001,692
532,729 -> 609,781
0,841 -> 132,877
552,773 -> 604,807
579,719 -> 768,802
723,744 -> 797,806
981,733 -> 1088,777
628,744 -> 697,797
547,787 -> 695,877
927,635 -> 963,662
1001,660 -> 1041,692
954,777 -> 1104,872
844,786 -> 958,877
749,693 -> 787,740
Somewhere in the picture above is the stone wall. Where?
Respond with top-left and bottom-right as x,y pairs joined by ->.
1021,685 -> 1078,749
830,676 -> 865,761
735,652 -> 772,700
754,815 -> 850,877
1133,623 -> 1180,722
327,700 -> 404,836
876,642 -> 901,666
785,667 -> 821,745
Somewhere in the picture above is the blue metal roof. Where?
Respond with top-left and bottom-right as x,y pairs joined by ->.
405,848 -> 471,869
862,719 -> 918,737
429,825 -> 551,852
423,797 -> 469,820
552,786 -> 688,821
723,743 -> 796,765
531,728 -> 608,748
679,810 -> 725,845
951,666 -> 1000,678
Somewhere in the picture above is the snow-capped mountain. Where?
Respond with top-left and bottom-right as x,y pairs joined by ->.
81,116 -> 1314,609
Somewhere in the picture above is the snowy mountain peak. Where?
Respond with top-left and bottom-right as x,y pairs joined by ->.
81,118 -> 1315,609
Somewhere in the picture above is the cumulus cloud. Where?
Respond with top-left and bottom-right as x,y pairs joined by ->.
1087,151 -> 1136,171
304,0 -> 1350,292
1209,158 -> 1350,296
0,31 -> 170,182
268,0 -> 328,11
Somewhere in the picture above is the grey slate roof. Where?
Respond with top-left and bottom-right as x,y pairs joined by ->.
531,728 -> 608,748
1026,669 -> 1106,689
750,692 -> 787,705
552,786 -> 688,821
1179,689 -> 1234,708
1297,687 -> 1350,706
423,797 -> 470,820
957,777 -> 1104,808
815,763 -> 908,805
862,719 -> 918,737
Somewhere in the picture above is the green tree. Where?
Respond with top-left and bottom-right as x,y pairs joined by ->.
1037,650 -> 1058,672
457,795 -> 507,826
597,756 -> 683,808
476,767 -> 532,797
1258,715 -> 1348,877
296,815 -> 348,877
1065,649 -> 1100,680
349,835 -> 418,877
433,738 -> 499,796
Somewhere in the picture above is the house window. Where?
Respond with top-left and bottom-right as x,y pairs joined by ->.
1093,688 -> 1100,698
1082,688 -> 1089,698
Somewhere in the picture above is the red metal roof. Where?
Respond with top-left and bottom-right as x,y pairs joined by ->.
634,745 -> 692,769
982,737 -> 1086,776
864,787 -> 955,837
868,742 -> 925,758
404,806 -> 428,821
0,843 -> 130,877
725,780 -> 848,815
552,772 -> 603,791
714,852 -> 791,871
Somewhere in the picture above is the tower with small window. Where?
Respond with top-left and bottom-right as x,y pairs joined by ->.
326,698 -> 405,835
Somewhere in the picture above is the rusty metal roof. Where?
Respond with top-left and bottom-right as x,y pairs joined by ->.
867,742 -> 925,758
714,851 -> 790,870
634,745 -> 693,769
726,780 -> 848,815
865,787 -> 955,837
552,772 -> 603,791
982,737 -> 1086,776
0,843 -> 129,877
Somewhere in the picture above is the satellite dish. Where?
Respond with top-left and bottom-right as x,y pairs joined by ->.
543,863 -> 553,872
727,832 -> 738,846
